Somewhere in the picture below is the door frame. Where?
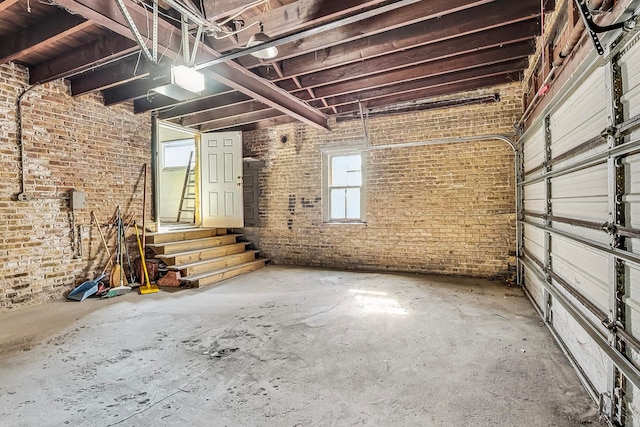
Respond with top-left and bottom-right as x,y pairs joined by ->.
154,120 -> 200,229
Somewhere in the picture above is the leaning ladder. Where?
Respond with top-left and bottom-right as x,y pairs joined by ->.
176,151 -> 196,223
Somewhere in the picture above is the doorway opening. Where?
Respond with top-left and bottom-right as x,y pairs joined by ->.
157,122 -> 198,231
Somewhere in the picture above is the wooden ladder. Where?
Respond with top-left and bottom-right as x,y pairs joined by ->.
176,151 -> 196,223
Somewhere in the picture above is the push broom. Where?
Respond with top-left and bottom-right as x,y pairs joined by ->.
135,221 -> 158,295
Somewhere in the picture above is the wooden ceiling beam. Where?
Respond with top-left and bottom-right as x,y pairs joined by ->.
198,108 -> 283,132
309,41 -> 534,99
324,59 -> 528,107
0,10 -> 92,64
153,91 -> 252,118
70,56 -> 152,95
181,100 -> 270,127
260,0 -> 544,79
54,0 -> 328,130
103,73 -> 230,106
298,20 -> 538,89
0,0 -> 22,14
235,115 -> 300,132
208,0 -> 395,53
29,34 -> 138,84
335,73 -> 522,114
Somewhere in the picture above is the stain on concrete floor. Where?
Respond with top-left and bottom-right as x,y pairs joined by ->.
0,266 -> 604,426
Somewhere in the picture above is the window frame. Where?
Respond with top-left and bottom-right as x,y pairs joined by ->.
161,138 -> 195,170
322,149 -> 366,224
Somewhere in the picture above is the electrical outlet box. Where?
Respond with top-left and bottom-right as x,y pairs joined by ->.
70,191 -> 86,210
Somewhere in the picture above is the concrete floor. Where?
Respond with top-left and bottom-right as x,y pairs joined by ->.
0,265 -> 603,426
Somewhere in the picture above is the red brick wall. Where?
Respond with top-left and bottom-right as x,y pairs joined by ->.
0,63 -> 151,309
243,83 -> 521,277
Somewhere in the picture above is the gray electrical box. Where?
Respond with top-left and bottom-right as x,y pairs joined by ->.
70,191 -> 86,210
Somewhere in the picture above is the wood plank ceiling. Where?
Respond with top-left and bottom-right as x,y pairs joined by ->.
0,0 -> 554,132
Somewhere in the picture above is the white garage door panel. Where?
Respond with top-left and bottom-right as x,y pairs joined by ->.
524,181 -> 545,213
620,39 -> 640,143
550,67 -> 608,158
524,264 -> 546,310
552,222 -> 609,246
552,164 -> 608,198
551,236 -> 609,312
524,223 -> 545,261
524,122 -> 545,172
623,152 -> 640,230
551,164 -> 608,223
625,265 -> 640,338
628,347 -> 640,427
552,302 -> 609,393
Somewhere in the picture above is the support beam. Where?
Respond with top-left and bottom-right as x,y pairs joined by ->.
263,0 -> 543,79
70,56 -> 152,95
208,0 -> 398,52
311,41 -> 534,99
199,109 -> 283,132
103,74 -> 229,106
297,20 -> 538,89
154,91 -> 252,118
29,33 -> 138,84
0,0 -> 21,13
181,100 -> 270,127
0,10 -> 92,64
54,0 -> 328,130
334,73 -> 521,114
324,59 -> 527,107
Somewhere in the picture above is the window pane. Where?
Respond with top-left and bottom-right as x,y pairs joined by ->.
163,140 -> 194,168
330,189 -> 346,219
331,155 -> 361,186
346,188 -> 361,219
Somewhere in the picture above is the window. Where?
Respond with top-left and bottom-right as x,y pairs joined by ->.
324,152 -> 365,222
162,139 -> 195,169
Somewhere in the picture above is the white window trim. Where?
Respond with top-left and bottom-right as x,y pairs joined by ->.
161,138 -> 195,171
322,149 -> 366,224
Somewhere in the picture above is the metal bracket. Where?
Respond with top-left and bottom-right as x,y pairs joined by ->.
575,0 -> 637,55
115,0 -> 157,63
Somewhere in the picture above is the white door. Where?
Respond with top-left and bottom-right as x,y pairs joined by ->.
200,131 -> 243,228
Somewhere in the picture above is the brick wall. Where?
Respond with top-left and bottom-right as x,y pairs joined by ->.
0,63 -> 151,309
243,83 -> 521,277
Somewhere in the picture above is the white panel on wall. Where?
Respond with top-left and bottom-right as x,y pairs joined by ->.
551,164 -> 608,223
551,302 -> 609,394
624,152 -> 640,230
627,264 -> 640,338
523,122 -> 545,173
620,39 -> 640,142
524,181 -> 545,213
550,66 -> 608,158
524,264 -> 546,311
524,223 -> 545,261
552,235 -> 610,313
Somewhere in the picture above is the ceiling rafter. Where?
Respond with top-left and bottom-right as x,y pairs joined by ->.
0,10 -> 92,64
52,0 -> 328,130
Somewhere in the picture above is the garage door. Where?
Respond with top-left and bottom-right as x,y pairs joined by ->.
519,31 -> 640,426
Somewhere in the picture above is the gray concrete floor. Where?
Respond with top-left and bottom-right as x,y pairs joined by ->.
0,266 -> 603,426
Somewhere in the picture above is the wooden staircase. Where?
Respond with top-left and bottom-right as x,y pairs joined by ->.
146,228 -> 269,288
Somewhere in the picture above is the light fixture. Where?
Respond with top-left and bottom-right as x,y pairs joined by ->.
246,22 -> 278,60
172,65 -> 205,93
150,65 -> 205,101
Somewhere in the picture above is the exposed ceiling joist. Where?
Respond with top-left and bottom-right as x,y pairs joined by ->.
52,0 -> 328,130
29,34 -> 138,84
0,10 -> 91,64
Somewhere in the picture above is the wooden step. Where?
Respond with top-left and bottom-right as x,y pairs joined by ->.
153,242 -> 251,266
168,250 -> 260,276
181,259 -> 269,288
146,228 -> 227,244
148,234 -> 240,255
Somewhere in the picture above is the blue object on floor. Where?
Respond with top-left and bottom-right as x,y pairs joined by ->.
67,273 -> 105,301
